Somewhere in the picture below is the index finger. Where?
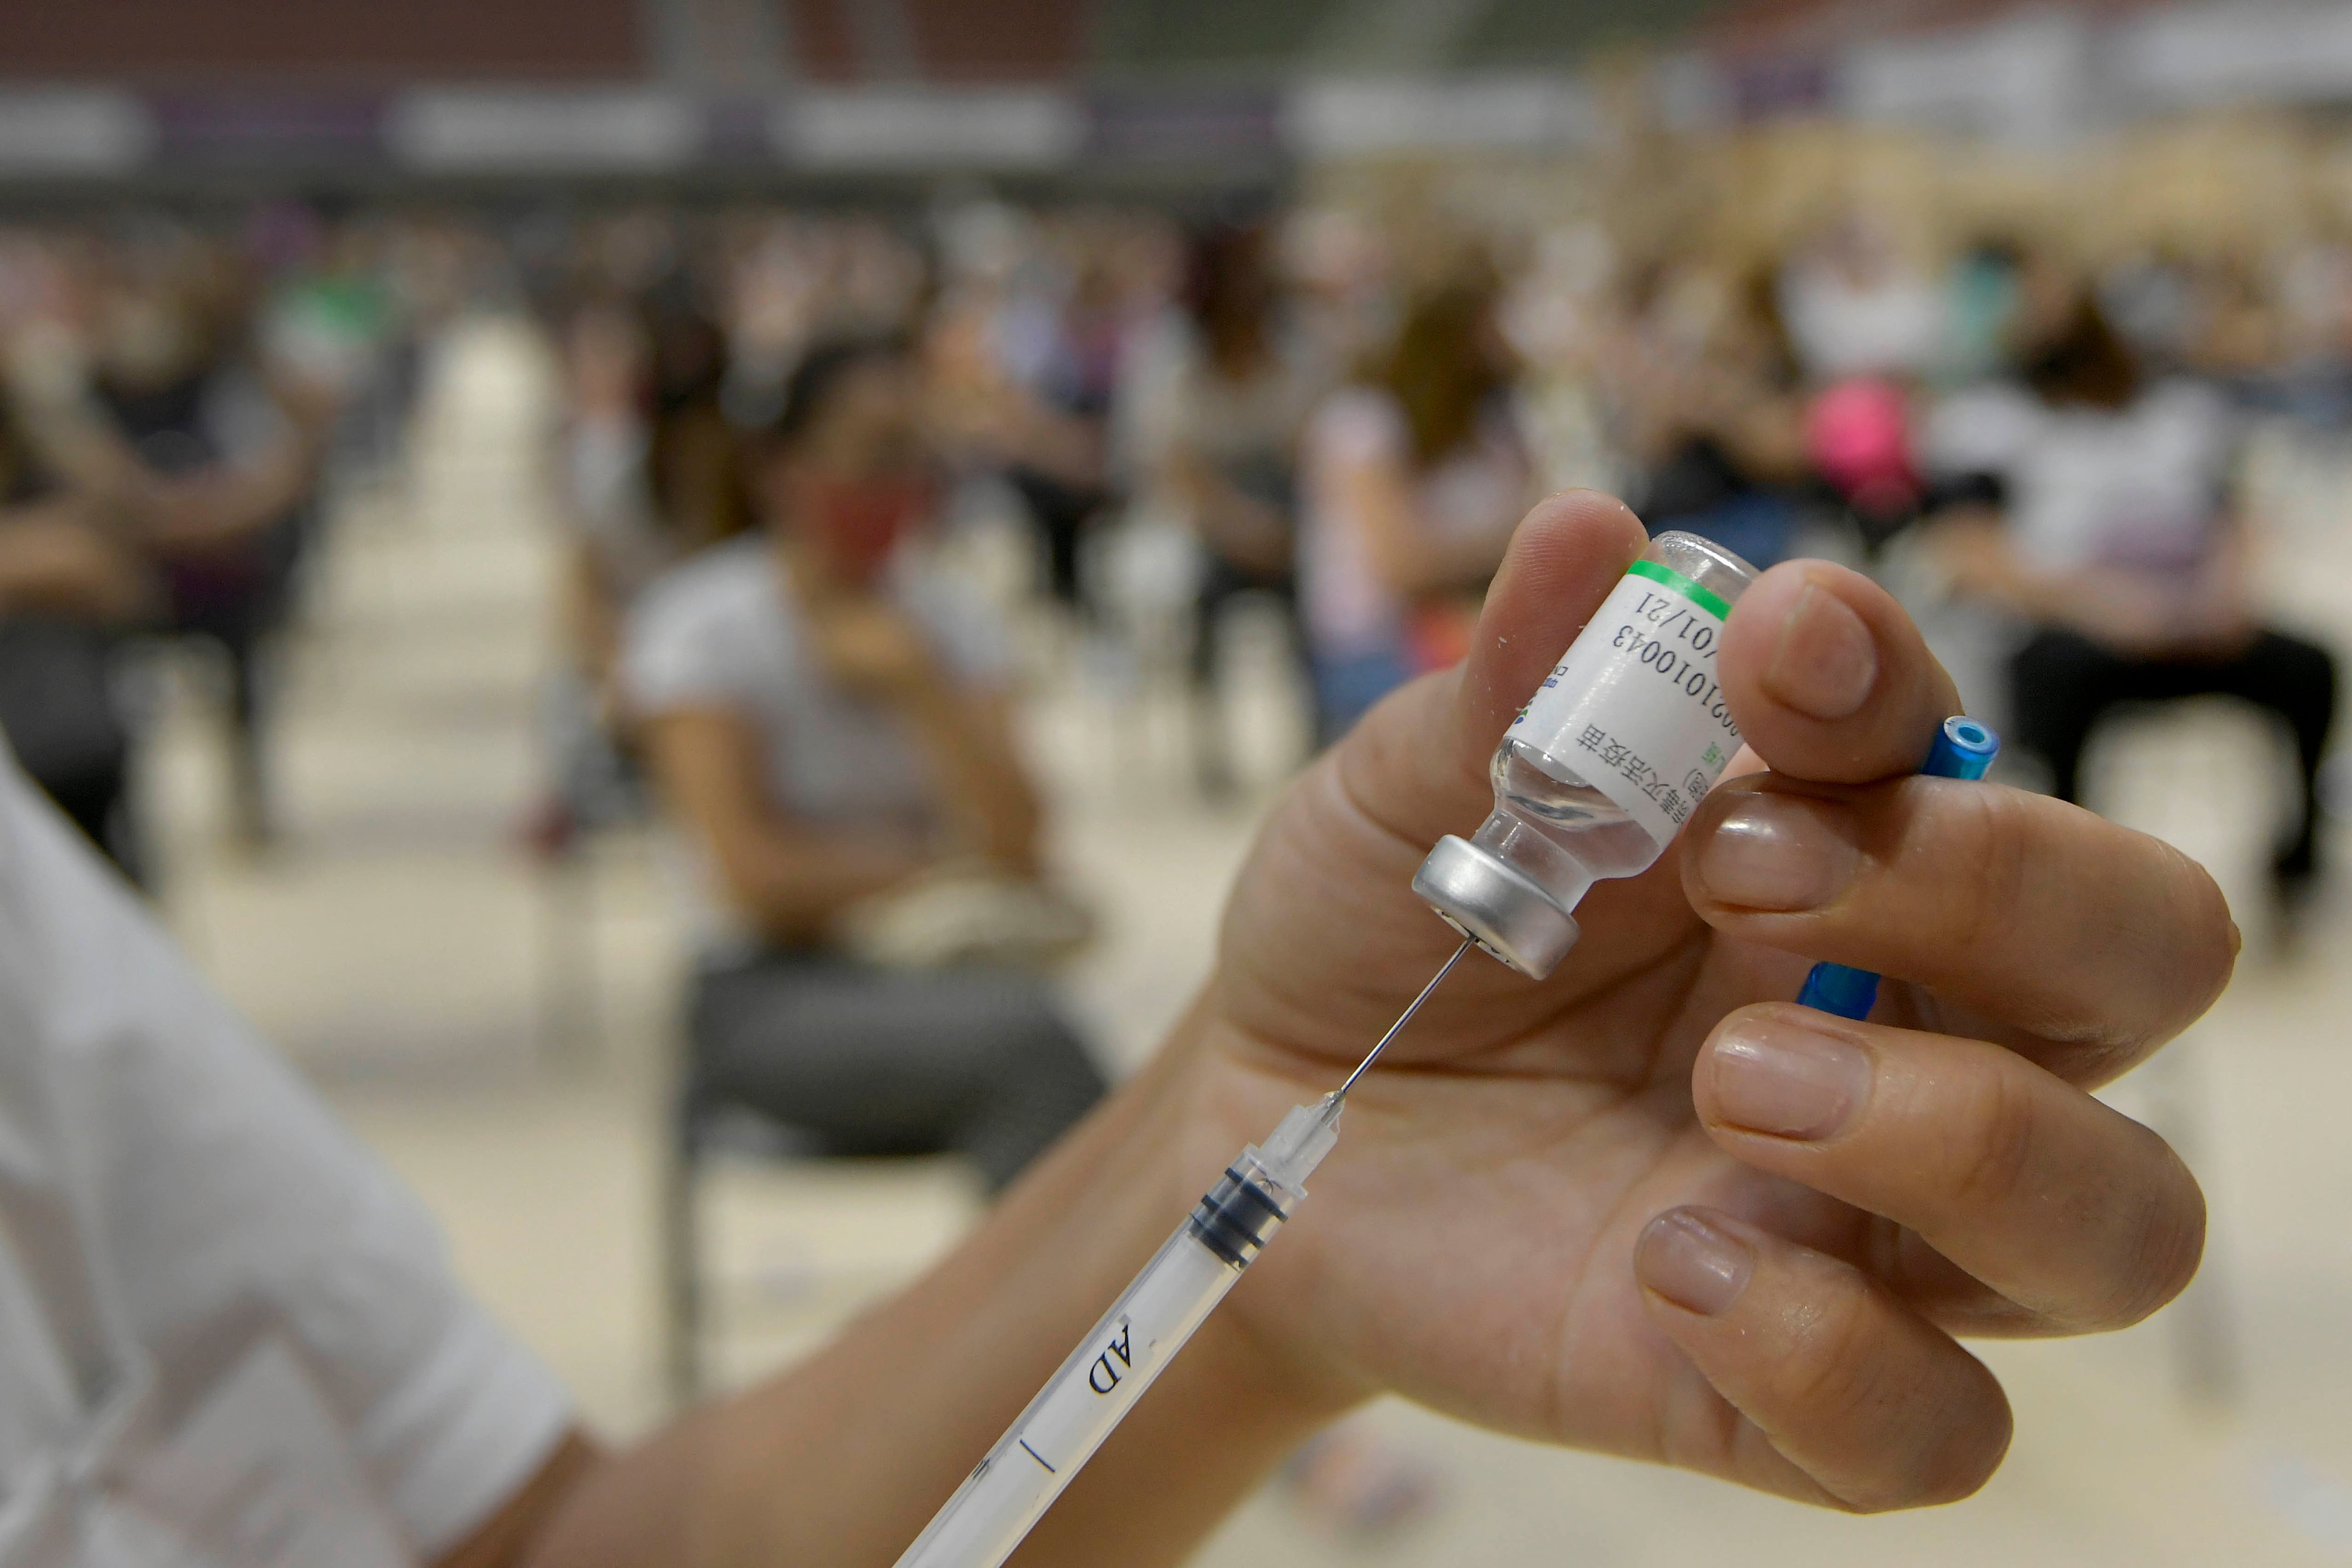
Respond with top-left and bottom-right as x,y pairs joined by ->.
1719,560 -> 1963,785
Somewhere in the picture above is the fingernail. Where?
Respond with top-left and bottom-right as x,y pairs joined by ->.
1709,1012 -> 1874,1139
1767,582 -> 1879,720
1695,793 -> 1859,910
1636,1210 -> 1755,1316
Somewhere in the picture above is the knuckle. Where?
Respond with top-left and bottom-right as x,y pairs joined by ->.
2097,1139 -> 2209,1329
1943,1067 -> 2038,1218
1939,788 -> 2031,963
1931,796 -> 2238,1054
1815,1347 -> 2011,1512
1776,1268 -> 1889,1429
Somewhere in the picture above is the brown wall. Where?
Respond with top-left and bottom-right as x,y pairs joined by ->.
783,0 -> 1088,82
0,0 -> 646,84
905,0 -> 1088,81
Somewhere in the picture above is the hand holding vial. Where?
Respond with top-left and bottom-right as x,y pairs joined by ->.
1192,489 -> 2226,1517
695,489 -> 2235,1568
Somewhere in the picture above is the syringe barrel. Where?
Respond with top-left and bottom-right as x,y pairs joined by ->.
892,1147 -> 1304,1568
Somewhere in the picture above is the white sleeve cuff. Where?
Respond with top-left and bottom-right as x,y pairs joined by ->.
355,1306 -> 577,1556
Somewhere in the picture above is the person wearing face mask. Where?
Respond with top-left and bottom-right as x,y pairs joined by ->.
621,336 -> 1104,1194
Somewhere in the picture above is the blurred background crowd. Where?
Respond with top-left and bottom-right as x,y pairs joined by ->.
9,0 -> 2352,1562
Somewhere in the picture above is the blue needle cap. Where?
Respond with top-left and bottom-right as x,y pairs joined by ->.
1792,716 -> 2000,1021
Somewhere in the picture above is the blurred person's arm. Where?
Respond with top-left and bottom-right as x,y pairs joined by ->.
116,370 -> 325,555
899,684 -> 1042,876
1926,506 -> 2187,654
639,705 -> 930,946
135,463 -> 307,551
1128,332 -> 1290,574
128,434 -> 315,554
1700,374 -> 1810,486
1331,440 -> 1517,596
560,542 -> 632,685
1611,335 -> 1806,489
0,497 -> 153,621
805,596 -> 1043,876
1164,445 -> 1290,574
992,389 -> 1106,490
2185,506 -> 2257,649
1601,325 -> 1706,469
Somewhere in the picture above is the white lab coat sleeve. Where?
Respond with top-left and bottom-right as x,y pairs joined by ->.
0,756 -> 574,1559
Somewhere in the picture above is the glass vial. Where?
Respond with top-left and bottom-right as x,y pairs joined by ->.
1414,531 -> 1761,978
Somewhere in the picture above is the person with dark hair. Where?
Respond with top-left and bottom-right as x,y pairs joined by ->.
1620,262 -> 1814,568
0,390 -> 152,879
641,293 -> 752,552
55,243 -> 327,850
526,289 -> 752,857
622,335 -> 1104,1192
1126,222 -> 1328,795
996,253 -> 1130,614
1296,271 -> 1529,740
1924,288 -> 2338,898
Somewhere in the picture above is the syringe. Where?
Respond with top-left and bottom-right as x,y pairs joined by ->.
892,937 -> 1477,1568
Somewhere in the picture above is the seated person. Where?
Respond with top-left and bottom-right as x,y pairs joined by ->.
0,491 -> 2233,1565
1924,291 -> 2336,899
1298,273 -> 1528,742
1620,264 -> 1814,569
1124,221 -> 1326,797
53,251 -> 328,847
0,391 -> 153,878
622,336 -> 1104,1192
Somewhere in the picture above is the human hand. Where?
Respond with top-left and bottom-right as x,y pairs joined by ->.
0,511 -> 154,621
807,597 -> 939,700
1188,490 -> 2228,1510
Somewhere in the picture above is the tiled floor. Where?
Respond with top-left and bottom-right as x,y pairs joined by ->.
143,319 -> 2352,1565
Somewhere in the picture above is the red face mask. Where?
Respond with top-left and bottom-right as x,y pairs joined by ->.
793,472 -> 934,581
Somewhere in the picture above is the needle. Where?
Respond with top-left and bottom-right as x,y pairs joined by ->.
1334,935 -> 1476,1103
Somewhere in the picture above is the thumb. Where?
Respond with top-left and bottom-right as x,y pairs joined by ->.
1334,490 -> 1649,852
1214,491 -> 1649,1055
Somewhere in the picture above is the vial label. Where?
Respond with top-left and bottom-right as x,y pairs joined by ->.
1511,559 -> 1743,848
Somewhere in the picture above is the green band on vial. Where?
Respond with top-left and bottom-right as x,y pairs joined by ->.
1626,558 -> 1731,621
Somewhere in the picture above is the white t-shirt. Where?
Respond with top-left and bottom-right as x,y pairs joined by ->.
1780,263 -> 1946,381
621,536 -> 1012,952
0,753 -> 571,1566
1119,311 -> 1325,489
1298,387 -> 1526,659
1923,378 -> 2237,576
560,412 -> 668,606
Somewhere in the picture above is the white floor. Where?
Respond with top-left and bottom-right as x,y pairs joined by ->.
141,318 -> 2352,1565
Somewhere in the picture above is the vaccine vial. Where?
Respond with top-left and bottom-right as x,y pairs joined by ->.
1415,531 -> 1761,978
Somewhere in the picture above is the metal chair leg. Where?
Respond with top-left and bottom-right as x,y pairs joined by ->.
661,1109 -> 704,1409
535,849 -> 602,1065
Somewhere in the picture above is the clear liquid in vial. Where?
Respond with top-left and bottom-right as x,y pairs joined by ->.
1473,738 -> 1663,913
